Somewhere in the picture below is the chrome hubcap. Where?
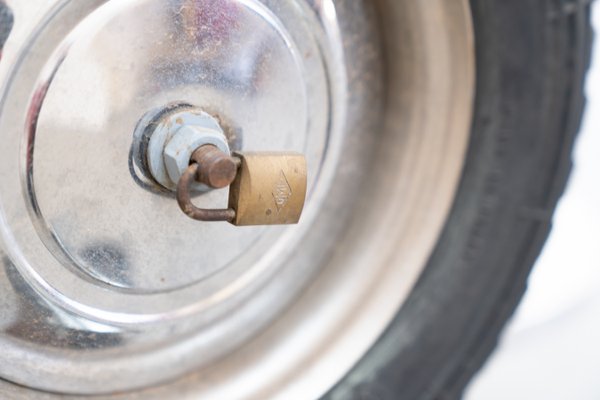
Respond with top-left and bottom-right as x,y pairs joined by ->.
0,0 -> 475,397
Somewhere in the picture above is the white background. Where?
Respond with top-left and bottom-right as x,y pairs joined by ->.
466,3 -> 600,399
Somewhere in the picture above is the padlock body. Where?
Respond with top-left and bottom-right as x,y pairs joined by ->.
228,152 -> 307,226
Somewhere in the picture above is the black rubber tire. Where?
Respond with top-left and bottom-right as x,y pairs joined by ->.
326,1 -> 593,399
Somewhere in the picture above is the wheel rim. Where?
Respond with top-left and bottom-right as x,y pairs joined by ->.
0,0 -> 474,398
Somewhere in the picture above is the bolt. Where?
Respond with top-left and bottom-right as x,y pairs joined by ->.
191,145 -> 239,189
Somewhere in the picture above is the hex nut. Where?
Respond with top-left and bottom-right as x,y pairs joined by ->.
146,109 -> 230,191
163,126 -> 230,187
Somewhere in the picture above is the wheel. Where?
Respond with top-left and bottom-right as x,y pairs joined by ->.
0,0 -> 591,399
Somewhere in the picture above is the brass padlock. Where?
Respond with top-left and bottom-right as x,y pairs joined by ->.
228,152 -> 307,226
176,145 -> 307,226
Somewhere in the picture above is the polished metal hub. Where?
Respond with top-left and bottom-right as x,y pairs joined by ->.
0,0 -> 334,392
1,0 -> 329,292
0,0 -> 475,398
